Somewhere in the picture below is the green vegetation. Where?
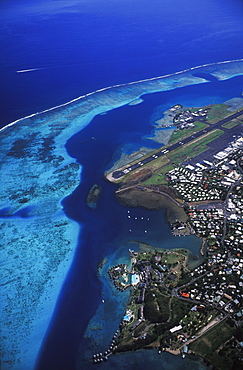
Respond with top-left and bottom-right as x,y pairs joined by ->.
170,129 -> 223,162
189,320 -> 236,370
147,130 -> 223,187
142,164 -> 174,185
141,130 -> 224,186
160,251 -> 186,265
106,100 -> 243,369
170,298 -> 194,324
175,267 -> 191,286
144,289 -> 170,323
133,321 -> 147,337
217,328 -> 243,370
111,247 -> 192,353
190,321 -> 234,358
169,121 -> 209,144
222,120 -> 239,129
206,104 -> 231,123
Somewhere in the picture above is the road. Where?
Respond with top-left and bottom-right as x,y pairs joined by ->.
167,316 -> 225,356
112,108 -> 243,179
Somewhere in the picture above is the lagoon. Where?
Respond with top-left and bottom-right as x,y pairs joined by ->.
0,59 -> 242,370
36,65 -> 243,370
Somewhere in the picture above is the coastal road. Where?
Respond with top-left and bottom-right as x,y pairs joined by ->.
112,109 -> 243,179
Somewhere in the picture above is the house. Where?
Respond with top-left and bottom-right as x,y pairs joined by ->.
170,325 -> 182,333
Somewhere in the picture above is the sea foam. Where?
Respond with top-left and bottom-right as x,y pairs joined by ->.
1,59 -> 243,369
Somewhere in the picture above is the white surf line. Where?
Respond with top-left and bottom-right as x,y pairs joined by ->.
16,68 -> 44,73
16,65 -> 68,73
127,58 -> 243,85
2,58 -> 243,134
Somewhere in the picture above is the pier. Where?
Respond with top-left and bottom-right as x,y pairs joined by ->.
92,330 -> 120,364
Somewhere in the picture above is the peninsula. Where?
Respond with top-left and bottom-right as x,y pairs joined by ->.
102,98 -> 243,369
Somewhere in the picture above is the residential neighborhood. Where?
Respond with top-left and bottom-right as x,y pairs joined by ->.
165,137 -> 243,322
105,101 -> 243,369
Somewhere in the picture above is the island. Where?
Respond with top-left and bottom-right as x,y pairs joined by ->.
86,184 -> 102,209
1,61 -> 243,369
100,97 -> 243,369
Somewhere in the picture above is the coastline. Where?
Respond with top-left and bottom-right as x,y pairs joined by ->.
1,60 -> 243,368
200,239 -> 207,256
115,187 -> 187,224
114,187 -> 205,264
88,347 -> 210,370
1,59 -> 243,134
102,242 -> 209,366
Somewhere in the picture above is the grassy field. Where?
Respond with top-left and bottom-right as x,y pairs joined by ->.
168,129 -> 224,164
169,121 -> 209,145
121,129 -> 224,187
107,101 -> 242,186
206,104 -> 231,123
160,251 -> 187,265
142,163 -> 174,185
120,155 -> 172,185
222,120 -> 240,129
170,297 -> 194,323
107,101 -> 230,186
189,320 -> 235,370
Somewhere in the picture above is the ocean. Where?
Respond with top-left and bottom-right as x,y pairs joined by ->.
1,0 -> 243,128
35,74 -> 243,370
0,0 -> 243,369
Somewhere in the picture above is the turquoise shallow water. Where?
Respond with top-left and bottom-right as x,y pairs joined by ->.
81,235 -> 204,369
1,60 -> 243,370
1,1 -> 243,368
69,71 -> 242,370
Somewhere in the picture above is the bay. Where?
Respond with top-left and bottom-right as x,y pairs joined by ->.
36,73 -> 242,370
0,0 -> 243,369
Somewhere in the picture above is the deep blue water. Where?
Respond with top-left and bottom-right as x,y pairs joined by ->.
35,75 -> 242,370
1,0 -> 243,127
1,0 -> 243,369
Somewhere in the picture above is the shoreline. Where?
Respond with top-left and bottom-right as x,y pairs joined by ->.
106,267 -> 222,369
1,59 -> 242,134
2,60 -> 243,368
115,187 -> 187,224
200,238 -> 207,256
105,347 -> 212,370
